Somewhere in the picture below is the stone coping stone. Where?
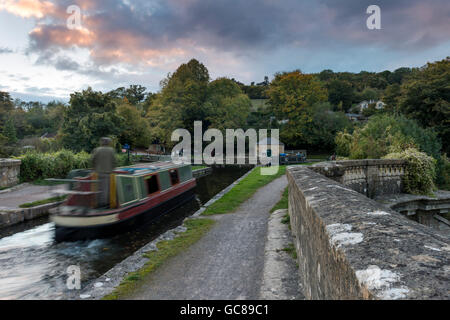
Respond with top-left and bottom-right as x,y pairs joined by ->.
0,158 -> 21,166
287,165 -> 449,300
310,159 -> 405,169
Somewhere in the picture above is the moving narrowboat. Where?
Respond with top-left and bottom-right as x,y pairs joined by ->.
49,162 -> 196,241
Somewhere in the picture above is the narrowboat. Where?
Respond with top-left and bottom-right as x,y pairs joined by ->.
49,162 -> 196,241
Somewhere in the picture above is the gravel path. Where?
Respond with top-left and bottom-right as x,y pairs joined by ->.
126,175 -> 292,300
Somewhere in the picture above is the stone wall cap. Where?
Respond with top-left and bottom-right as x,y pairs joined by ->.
0,158 -> 21,165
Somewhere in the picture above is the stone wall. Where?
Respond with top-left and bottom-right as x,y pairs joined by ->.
0,159 -> 21,188
287,165 -> 449,300
308,159 -> 405,198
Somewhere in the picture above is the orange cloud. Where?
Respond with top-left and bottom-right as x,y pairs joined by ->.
30,25 -> 95,48
0,0 -> 54,18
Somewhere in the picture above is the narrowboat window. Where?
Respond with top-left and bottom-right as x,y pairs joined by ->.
146,175 -> 159,194
169,169 -> 179,185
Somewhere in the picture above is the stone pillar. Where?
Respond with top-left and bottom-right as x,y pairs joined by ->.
0,159 -> 21,188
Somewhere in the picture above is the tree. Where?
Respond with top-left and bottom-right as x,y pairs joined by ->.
2,117 -> 17,144
327,80 -> 354,112
382,83 -> 401,113
117,101 -> 152,148
303,102 -> 352,151
203,78 -> 251,131
267,71 -> 328,147
60,87 -> 124,152
399,58 -> 450,153
358,87 -> 380,101
147,59 -> 210,145
0,91 -> 14,126
124,85 -> 147,105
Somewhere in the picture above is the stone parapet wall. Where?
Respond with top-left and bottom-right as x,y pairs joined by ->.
287,166 -> 449,300
309,159 -> 405,198
0,159 -> 21,188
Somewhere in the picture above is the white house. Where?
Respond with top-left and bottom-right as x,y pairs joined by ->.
375,101 -> 385,110
357,100 -> 384,113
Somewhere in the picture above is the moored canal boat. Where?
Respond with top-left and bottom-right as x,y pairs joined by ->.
49,162 -> 196,241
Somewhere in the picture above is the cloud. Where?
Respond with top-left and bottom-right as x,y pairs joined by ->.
1,0 -> 449,82
0,0 -> 56,18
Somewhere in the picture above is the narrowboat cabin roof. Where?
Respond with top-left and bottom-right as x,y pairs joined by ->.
113,161 -> 188,176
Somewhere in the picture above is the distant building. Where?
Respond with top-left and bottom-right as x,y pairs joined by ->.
375,101 -> 385,110
257,137 -> 285,157
357,100 -> 385,113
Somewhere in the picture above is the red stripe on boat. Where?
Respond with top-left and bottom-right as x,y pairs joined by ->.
118,179 -> 196,221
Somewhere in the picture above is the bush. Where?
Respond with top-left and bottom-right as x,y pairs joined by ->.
116,153 -> 141,166
335,130 -> 352,157
384,148 -> 436,195
16,150 -> 91,182
336,114 -> 442,160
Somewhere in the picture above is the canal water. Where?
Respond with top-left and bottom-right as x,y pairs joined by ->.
0,166 -> 250,300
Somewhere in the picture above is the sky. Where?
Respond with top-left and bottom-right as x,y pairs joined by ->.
0,0 -> 449,102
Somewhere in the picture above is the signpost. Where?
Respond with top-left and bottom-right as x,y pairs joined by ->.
123,143 -> 130,163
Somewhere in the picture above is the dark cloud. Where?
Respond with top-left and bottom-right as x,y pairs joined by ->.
4,0 -> 449,71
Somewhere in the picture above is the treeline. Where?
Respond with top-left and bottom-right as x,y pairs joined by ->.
0,57 -> 448,158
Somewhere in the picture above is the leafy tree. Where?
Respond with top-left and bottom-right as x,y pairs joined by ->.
399,58 -> 450,153
60,87 -> 124,152
327,80 -> 354,112
382,83 -> 401,113
147,59 -> 210,145
204,78 -> 251,131
267,71 -> 328,147
357,87 -> 380,102
117,101 -> 152,148
2,117 -> 17,144
0,91 -> 14,126
303,102 -> 352,151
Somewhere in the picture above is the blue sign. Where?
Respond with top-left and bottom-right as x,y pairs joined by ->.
123,143 -> 130,150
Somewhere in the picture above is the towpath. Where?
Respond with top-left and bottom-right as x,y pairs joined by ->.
0,184 -> 60,210
126,175 -> 303,300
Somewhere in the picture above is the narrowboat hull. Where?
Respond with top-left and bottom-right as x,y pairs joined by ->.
52,181 -> 196,242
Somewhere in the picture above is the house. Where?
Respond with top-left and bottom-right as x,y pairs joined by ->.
375,101 -> 385,110
357,100 -> 385,113
257,137 -> 285,157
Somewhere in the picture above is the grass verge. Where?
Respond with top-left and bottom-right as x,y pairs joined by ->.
202,166 -> 286,216
19,196 -> 66,208
102,218 -> 215,300
278,243 -> 297,260
270,186 -> 288,213
32,179 -> 68,186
